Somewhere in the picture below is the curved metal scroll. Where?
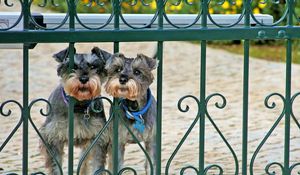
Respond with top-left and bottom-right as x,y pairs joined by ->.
250,0 -> 288,26
119,0 -> 159,29
28,98 -> 64,175
165,95 -> 201,174
77,96 -> 113,175
207,0 -> 245,28
0,0 -> 23,31
250,93 -> 286,175
0,100 -> 23,152
74,0 -> 114,30
28,0 -> 70,30
163,0 -> 202,28
117,109 -> 154,175
205,93 -> 239,174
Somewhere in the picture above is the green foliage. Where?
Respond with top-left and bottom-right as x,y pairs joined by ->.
209,40 -> 300,64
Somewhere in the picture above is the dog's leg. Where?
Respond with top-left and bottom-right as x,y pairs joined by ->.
145,141 -> 157,175
107,144 -> 113,173
118,143 -> 125,171
79,144 -> 92,175
40,140 -> 64,175
107,143 -> 125,173
91,143 -> 108,175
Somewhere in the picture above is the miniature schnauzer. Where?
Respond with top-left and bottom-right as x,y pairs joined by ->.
104,53 -> 158,174
39,47 -> 112,175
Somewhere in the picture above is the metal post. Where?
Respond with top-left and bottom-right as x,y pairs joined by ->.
68,0 -> 76,174
112,0 -> 120,173
284,0 -> 294,174
242,0 -> 251,174
22,0 -> 30,173
155,0 -> 164,174
199,0 -> 208,172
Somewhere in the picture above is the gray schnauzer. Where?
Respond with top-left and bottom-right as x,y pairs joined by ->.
39,47 -> 112,175
104,53 -> 158,174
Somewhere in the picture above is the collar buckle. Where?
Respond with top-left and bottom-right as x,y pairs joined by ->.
126,110 -> 135,120
139,114 -> 144,124
83,107 -> 90,120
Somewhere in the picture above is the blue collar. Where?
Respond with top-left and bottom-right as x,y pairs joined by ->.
121,89 -> 152,133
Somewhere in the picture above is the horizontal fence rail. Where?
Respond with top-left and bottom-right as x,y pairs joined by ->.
2,27 -> 300,43
0,0 -> 300,174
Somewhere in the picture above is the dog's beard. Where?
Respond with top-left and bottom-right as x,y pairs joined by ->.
64,74 -> 101,101
105,78 -> 140,101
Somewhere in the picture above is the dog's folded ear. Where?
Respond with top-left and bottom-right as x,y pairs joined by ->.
91,47 -> 113,62
53,47 -> 76,63
104,53 -> 124,70
137,53 -> 159,70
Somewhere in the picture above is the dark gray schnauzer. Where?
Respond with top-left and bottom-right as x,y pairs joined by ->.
104,53 -> 158,174
39,47 -> 112,175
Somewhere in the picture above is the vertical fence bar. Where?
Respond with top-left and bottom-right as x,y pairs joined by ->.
199,40 -> 206,173
112,0 -> 120,173
242,0 -> 251,174
22,46 -> 29,175
242,42 -> 249,175
112,98 -> 119,175
284,0 -> 293,174
284,41 -> 292,175
284,39 -> 292,175
156,44 -> 163,175
199,0 -> 208,172
68,0 -> 76,173
156,0 -> 164,174
22,0 -> 30,173
68,43 -> 75,175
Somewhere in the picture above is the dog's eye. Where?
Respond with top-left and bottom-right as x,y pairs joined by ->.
116,67 -> 122,73
134,69 -> 141,76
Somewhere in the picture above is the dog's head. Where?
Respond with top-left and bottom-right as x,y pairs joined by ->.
53,47 -> 112,101
104,53 -> 157,101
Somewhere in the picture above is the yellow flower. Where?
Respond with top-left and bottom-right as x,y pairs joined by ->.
169,5 -> 176,11
209,8 -> 214,14
122,2 -> 130,9
133,1 -> 141,12
253,7 -> 260,14
225,11 -> 231,14
82,0 -> 89,4
175,2 -> 183,10
235,0 -> 242,7
258,2 -> 267,9
91,1 -> 96,6
98,8 -> 105,13
222,1 -> 230,9
150,1 -> 156,9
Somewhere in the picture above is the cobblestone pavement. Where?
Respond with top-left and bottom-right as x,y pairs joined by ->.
0,4 -> 300,174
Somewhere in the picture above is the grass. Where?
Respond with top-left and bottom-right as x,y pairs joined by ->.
208,41 -> 300,64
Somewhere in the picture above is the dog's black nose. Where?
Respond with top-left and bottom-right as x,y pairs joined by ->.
119,74 -> 128,85
79,76 -> 89,84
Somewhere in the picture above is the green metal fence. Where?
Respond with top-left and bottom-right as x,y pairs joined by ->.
0,0 -> 299,174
